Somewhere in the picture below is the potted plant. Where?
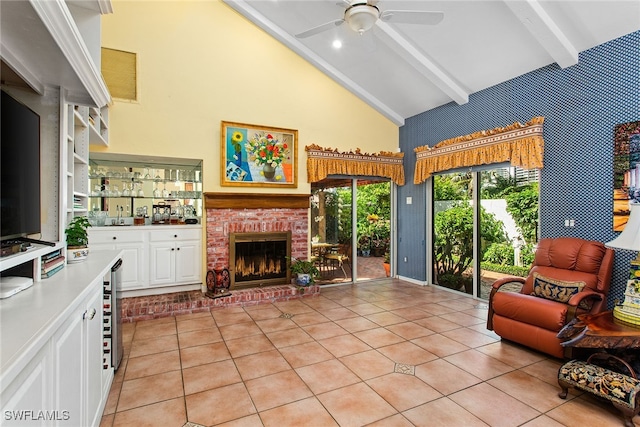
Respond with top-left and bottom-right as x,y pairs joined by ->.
289,257 -> 320,286
382,252 -> 391,277
358,235 -> 371,257
66,216 -> 91,263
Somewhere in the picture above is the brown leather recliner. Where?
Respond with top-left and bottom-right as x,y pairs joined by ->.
487,237 -> 614,358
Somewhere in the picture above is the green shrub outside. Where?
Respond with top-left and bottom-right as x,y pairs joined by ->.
483,243 -> 514,265
481,262 -> 530,277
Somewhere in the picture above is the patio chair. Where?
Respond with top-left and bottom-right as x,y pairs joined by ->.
324,243 -> 350,278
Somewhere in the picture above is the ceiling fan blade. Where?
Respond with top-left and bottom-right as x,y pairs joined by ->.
336,0 -> 350,8
295,19 -> 345,39
379,10 -> 444,25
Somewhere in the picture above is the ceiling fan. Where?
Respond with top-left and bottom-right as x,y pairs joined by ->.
295,0 -> 444,39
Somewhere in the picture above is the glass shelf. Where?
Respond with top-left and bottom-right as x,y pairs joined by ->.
88,193 -> 202,200
88,153 -> 203,220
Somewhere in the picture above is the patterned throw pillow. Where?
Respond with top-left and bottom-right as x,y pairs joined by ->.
531,272 -> 586,303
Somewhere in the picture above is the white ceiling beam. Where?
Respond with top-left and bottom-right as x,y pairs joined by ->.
375,21 -> 469,106
97,0 -> 114,15
223,0 -> 405,126
504,0 -> 578,68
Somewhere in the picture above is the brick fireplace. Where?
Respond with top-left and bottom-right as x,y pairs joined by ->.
205,193 -> 310,288
117,193 -> 317,322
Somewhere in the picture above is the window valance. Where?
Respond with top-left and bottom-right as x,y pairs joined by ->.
413,117 -> 545,184
306,144 -> 405,186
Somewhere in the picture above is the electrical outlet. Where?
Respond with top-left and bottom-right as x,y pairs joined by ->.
403,257 -> 408,262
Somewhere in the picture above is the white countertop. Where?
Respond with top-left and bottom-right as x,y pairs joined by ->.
90,224 -> 201,230
0,250 -> 123,386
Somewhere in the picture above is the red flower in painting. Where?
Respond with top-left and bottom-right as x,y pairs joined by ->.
245,131 -> 290,167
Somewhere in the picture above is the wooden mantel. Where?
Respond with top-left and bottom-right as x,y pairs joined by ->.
204,192 -> 310,209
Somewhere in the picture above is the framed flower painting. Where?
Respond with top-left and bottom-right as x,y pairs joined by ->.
220,121 -> 298,188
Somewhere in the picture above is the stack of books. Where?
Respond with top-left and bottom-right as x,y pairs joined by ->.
41,249 -> 65,278
73,196 -> 83,210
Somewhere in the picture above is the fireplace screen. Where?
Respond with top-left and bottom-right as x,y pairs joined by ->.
229,231 -> 291,289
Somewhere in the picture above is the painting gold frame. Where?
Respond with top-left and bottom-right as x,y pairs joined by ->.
220,121 -> 298,188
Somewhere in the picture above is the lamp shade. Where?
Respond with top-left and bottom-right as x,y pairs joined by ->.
607,202 -> 640,251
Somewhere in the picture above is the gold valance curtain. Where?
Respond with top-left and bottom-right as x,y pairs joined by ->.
413,117 -> 545,184
306,145 -> 405,186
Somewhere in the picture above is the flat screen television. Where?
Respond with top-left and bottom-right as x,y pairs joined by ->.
1,90 -> 41,242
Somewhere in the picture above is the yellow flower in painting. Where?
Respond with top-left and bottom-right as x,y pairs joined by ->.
275,175 -> 282,181
231,131 -> 244,153
231,132 -> 243,143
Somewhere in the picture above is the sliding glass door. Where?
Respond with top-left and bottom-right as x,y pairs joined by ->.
432,165 -> 539,298
433,171 -> 474,294
311,178 -> 392,284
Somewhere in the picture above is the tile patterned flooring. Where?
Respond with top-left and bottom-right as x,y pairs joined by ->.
100,279 -> 637,427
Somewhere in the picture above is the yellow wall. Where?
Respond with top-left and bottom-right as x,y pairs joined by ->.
98,0 -> 399,194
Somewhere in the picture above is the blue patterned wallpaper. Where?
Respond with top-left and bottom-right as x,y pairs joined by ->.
399,31 -> 640,308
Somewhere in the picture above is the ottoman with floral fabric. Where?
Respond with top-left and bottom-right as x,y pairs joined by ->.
558,353 -> 640,427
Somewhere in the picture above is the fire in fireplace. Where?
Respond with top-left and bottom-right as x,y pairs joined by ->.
229,231 -> 291,289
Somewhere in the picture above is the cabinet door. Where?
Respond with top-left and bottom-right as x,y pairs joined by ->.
84,290 -> 104,427
51,283 -> 103,427
175,239 -> 202,284
149,242 -> 176,285
0,346 -> 51,427
52,305 -> 84,426
91,231 -> 147,290
116,242 -> 145,290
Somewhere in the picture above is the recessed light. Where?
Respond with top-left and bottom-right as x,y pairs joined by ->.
332,39 -> 343,49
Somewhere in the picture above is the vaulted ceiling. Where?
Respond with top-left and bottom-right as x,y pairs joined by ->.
225,0 -> 640,126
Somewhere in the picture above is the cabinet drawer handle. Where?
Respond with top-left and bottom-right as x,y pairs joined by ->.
112,236 -> 117,240
84,308 -> 97,320
177,247 -> 180,251
174,234 -> 178,238
171,248 -> 175,251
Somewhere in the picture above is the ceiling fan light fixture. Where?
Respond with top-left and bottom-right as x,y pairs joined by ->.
345,4 -> 379,35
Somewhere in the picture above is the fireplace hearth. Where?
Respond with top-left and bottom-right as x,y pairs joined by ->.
230,231 -> 291,289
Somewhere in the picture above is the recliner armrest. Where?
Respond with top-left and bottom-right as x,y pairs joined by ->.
492,277 -> 525,291
568,290 -> 603,306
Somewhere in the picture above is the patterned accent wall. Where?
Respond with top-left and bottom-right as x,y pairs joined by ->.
399,31 -> 640,307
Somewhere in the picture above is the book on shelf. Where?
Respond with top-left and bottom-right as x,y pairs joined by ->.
42,256 -> 65,273
41,249 -> 62,261
42,264 -> 64,278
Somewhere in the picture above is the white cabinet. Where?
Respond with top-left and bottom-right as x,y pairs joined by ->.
1,252 -> 120,427
51,286 -> 103,427
149,242 -> 175,286
0,346 -> 51,427
175,239 -> 201,284
88,226 -> 201,296
149,229 -> 202,286
89,229 -> 146,290
84,289 -> 104,427
52,303 -> 83,426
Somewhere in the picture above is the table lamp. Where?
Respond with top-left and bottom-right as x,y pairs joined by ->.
606,202 -> 640,325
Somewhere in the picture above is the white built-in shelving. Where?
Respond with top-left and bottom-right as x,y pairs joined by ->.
62,103 -> 109,229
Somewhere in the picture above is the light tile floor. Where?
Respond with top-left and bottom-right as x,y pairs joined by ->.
100,279 -> 637,427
